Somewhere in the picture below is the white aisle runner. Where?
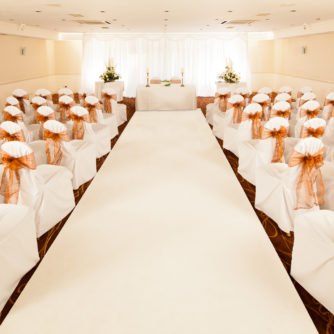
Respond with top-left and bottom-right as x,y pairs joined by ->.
0,110 -> 316,333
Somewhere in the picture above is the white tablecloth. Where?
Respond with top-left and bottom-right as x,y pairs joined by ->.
136,84 -> 197,111
0,204 -> 39,312
216,81 -> 247,92
95,81 -> 124,102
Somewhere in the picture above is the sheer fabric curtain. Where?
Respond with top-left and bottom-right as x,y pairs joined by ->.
81,33 -> 250,97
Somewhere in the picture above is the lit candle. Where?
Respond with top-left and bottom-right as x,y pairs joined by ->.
146,67 -> 149,74
181,67 -> 184,74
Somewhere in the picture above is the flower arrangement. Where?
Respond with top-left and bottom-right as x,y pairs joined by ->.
162,80 -> 171,87
99,64 -> 120,83
219,65 -> 240,84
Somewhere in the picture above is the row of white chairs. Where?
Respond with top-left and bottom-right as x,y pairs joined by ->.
0,86 -> 128,313
207,86 -> 334,315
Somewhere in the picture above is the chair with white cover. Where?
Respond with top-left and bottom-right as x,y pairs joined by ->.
298,92 -> 317,109
101,88 -> 127,126
85,96 -> 118,139
31,96 -> 48,123
30,120 -> 97,190
5,94 -> 33,125
70,106 -> 111,158
0,141 -> 75,237
234,87 -> 252,106
258,87 -> 273,102
223,102 -> 262,157
238,117 -> 289,185
270,101 -> 291,119
274,93 -> 292,105
12,89 -> 32,114
252,93 -> 271,120
36,106 -> 56,139
0,204 -> 39,312
255,137 -> 324,233
291,210 -> 334,315
206,88 -> 231,125
278,86 -> 293,96
58,95 -> 75,123
0,121 -> 26,144
296,86 -> 312,107
295,100 -> 320,137
58,87 -> 74,100
35,88 -> 56,110
78,89 -> 93,106
3,106 -> 39,142
321,92 -> 334,121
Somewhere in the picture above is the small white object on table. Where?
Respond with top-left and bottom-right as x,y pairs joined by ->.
95,81 -> 124,102
216,81 -> 247,92
136,84 -> 197,111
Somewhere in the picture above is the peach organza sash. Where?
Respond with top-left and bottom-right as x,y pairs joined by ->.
262,126 -> 288,163
44,129 -> 69,165
232,102 -> 244,124
0,151 -> 36,204
59,102 -> 73,123
36,113 -> 56,138
216,93 -> 231,112
86,103 -> 101,123
71,113 -> 90,140
13,95 -> 28,113
257,100 -> 270,121
0,128 -> 25,143
4,112 -> 23,123
300,126 -> 325,138
241,112 -> 262,139
32,102 -> 47,111
300,108 -> 319,120
270,108 -> 290,119
102,93 -> 117,114
288,148 -> 325,209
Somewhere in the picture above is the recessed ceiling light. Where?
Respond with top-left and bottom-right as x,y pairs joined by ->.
100,10 -> 105,13
290,9 -> 296,12
280,3 -> 296,7
164,10 -> 170,13
35,10 -> 42,13
227,10 -> 233,13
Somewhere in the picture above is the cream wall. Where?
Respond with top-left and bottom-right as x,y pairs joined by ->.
0,35 -> 82,106
249,32 -> 334,102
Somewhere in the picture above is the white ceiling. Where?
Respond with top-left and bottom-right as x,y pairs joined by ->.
0,0 -> 334,34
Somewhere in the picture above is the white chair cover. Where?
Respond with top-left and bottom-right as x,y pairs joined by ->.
0,141 -> 75,237
70,106 -> 111,158
238,117 -> 289,185
0,204 -> 39,311
252,93 -> 271,120
12,89 -> 34,124
295,100 -> 320,137
58,88 -> 73,96
278,86 -> 292,94
101,88 -> 127,126
274,93 -> 291,103
291,210 -> 334,314
255,137 -> 323,233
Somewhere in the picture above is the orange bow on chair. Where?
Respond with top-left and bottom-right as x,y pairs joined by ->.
216,93 -> 231,112
300,108 -> 319,120
300,126 -> 325,138
232,102 -> 244,124
13,95 -> 28,113
0,128 -> 26,143
44,129 -> 69,165
102,92 -> 117,114
256,100 -> 270,121
262,126 -> 288,163
71,113 -> 90,140
59,102 -> 73,123
241,112 -> 262,139
270,108 -> 290,119
288,148 -> 325,209
0,150 -> 36,204
3,112 -> 23,123
86,102 -> 101,123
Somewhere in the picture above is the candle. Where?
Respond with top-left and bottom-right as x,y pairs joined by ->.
146,67 -> 149,74
181,67 -> 184,74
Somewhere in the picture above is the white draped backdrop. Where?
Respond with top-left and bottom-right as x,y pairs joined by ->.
81,33 -> 251,97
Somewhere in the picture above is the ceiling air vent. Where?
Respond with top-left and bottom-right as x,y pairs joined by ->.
73,20 -> 105,25
220,20 -> 227,25
104,21 -> 111,24
228,19 -> 258,24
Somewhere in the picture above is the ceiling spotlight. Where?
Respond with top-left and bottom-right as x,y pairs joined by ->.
164,10 -> 170,13
35,10 -> 42,13
227,10 -> 233,13
100,10 -> 105,13
290,9 -> 296,12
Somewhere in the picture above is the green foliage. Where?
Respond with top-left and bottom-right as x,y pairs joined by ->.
99,66 -> 120,83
